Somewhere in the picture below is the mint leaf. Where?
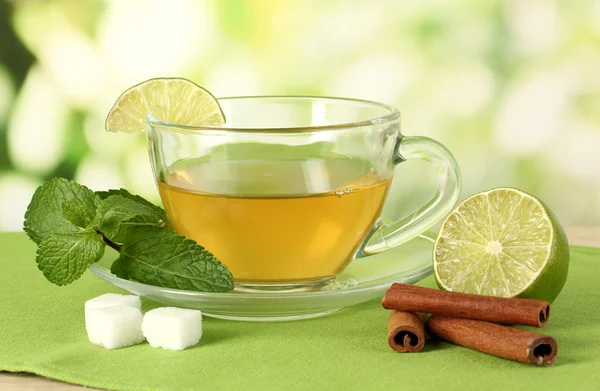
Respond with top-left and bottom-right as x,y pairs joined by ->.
24,178 -> 100,244
96,188 -> 166,218
94,195 -> 167,243
61,200 -> 94,228
117,229 -> 233,292
110,255 -> 129,279
36,232 -> 106,285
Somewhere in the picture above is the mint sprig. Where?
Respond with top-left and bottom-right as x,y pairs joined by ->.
23,178 -> 233,292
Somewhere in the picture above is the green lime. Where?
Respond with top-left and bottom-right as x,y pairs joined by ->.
433,188 -> 569,302
105,78 -> 225,133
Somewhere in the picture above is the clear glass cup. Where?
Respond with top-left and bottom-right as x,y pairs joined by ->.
146,96 -> 461,291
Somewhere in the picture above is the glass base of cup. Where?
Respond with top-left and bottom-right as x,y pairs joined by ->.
233,276 -> 336,293
204,308 -> 344,322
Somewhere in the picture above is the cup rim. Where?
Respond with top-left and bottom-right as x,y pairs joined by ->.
146,95 -> 401,133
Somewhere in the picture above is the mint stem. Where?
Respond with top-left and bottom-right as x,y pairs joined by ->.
95,229 -> 122,252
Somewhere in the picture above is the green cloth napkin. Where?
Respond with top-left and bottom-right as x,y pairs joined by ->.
1,232 -> 599,391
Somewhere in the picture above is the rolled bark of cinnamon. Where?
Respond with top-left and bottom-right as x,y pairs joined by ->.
387,311 -> 426,353
426,315 -> 557,365
382,283 -> 550,327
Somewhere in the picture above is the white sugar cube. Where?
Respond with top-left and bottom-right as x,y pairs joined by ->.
85,293 -> 141,332
85,293 -> 141,311
86,306 -> 145,349
142,307 -> 203,350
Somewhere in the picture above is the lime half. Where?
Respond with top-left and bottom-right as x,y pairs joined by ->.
434,188 -> 569,302
105,78 -> 225,133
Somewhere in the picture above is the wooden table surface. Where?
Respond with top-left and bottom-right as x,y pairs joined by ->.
1,226 -> 598,391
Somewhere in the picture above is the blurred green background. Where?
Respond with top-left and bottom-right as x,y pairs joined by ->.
1,0 -> 599,232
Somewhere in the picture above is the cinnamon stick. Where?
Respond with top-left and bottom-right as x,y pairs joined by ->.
387,311 -> 426,353
382,284 -> 550,327
426,315 -> 557,365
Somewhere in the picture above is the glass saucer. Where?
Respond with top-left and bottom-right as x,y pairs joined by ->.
89,234 -> 434,322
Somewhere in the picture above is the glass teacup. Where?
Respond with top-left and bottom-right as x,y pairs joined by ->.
147,96 -> 461,291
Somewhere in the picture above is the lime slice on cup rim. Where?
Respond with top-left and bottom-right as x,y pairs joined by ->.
105,78 -> 225,133
433,188 -> 569,303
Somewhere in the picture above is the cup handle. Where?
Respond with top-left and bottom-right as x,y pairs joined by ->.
359,136 -> 461,256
